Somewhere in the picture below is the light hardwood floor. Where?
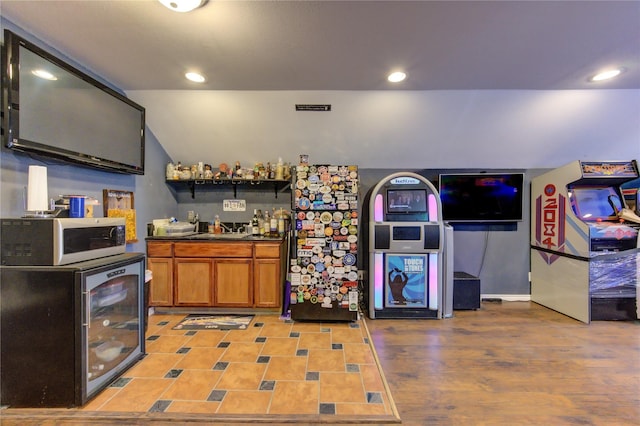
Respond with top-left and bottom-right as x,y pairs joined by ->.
366,301 -> 640,426
2,301 -> 638,425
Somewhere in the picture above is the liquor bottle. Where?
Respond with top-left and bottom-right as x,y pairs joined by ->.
262,210 -> 270,237
270,207 -> 278,237
214,215 -> 222,234
258,209 -> 265,236
251,209 -> 259,236
278,208 -> 285,236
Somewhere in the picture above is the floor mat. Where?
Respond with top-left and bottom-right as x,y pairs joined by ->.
172,314 -> 254,330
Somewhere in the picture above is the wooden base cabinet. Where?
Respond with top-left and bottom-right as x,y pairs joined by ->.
147,257 -> 173,306
174,258 -> 213,306
146,239 -> 284,310
147,242 -> 174,307
254,259 -> 280,308
214,259 -> 252,306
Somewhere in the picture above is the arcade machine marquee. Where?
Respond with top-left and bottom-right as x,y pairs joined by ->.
530,160 -> 640,323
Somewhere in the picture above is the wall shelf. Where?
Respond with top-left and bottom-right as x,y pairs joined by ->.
166,178 -> 291,199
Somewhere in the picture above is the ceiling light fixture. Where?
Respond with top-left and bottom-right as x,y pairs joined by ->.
388,71 -> 407,83
185,72 -> 206,83
31,69 -> 57,80
158,0 -> 207,13
589,68 -> 624,82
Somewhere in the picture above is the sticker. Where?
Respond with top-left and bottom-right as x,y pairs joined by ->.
297,211 -> 306,220
315,263 -> 325,272
291,265 -> 301,273
301,274 -> 312,285
322,193 -> 333,203
310,295 -> 318,304
324,227 -> 334,237
343,253 -> 356,266
319,185 -> 331,194
306,211 -> 315,220
340,227 -> 349,235
297,197 -> 311,210
320,212 -> 333,224
332,211 -> 343,222
347,235 -> 358,243
347,271 -> 359,281
348,225 -> 358,235
296,179 -> 307,189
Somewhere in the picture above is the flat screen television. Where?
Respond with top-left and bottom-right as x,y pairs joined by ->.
386,189 -> 428,214
2,30 -> 145,174
439,173 -> 524,222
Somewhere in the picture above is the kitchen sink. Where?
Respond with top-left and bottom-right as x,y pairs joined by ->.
190,232 -> 249,240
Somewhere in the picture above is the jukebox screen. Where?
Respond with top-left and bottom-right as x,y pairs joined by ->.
385,254 -> 428,308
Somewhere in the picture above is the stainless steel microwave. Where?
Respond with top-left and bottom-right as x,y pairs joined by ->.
1,217 -> 126,266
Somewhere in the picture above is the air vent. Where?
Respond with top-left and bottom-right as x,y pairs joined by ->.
295,104 -> 331,112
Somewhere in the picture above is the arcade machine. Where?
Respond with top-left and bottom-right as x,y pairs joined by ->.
366,172 -> 453,319
531,160 -> 640,323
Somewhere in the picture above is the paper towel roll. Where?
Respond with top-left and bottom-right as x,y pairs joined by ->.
27,165 -> 49,212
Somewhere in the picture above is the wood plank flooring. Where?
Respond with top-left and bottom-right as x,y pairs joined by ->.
2,301 -> 638,425
366,301 -> 640,426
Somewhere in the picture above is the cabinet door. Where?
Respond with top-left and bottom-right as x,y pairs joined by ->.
214,259 -> 252,307
174,259 -> 213,306
254,259 -> 281,308
147,257 -> 173,306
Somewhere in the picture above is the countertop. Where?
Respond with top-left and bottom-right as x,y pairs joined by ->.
146,233 -> 285,242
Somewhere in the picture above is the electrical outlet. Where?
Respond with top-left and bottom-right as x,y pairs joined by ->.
357,270 -> 366,281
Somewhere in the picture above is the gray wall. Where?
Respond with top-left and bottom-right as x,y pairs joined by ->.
2,18 -> 638,296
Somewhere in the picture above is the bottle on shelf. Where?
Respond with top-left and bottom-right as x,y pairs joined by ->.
251,210 -> 260,236
275,157 -> 284,180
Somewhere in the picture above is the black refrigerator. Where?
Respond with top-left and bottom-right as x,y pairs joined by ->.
0,253 -> 145,407
289,164 -> 359,321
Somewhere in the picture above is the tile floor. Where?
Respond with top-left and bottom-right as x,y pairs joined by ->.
80,313 -> 397,419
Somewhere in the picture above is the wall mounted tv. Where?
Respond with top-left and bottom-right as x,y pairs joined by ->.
2,30 -> 145,174
439,173 -> 524,222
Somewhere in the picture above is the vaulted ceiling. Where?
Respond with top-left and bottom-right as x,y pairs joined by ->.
3,0 -> 639,91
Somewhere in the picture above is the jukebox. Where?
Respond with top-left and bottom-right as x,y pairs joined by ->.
366,172 -> 453,319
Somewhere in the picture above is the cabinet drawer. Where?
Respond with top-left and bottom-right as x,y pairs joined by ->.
147,242 -> 173,257
255,243 -> 281,258
174,242 -> 252,258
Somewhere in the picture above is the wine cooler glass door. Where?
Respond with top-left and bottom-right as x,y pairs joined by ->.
84,258 -> 143,398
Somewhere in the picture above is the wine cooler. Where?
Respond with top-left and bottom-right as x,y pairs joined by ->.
0,253 -> 145,407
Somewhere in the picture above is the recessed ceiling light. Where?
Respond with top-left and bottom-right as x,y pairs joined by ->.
589,68 -> 624,82
388,71 -> 407,83
158,0 -> 207,13
185,72 -> 206,83
31,69 -> 57,80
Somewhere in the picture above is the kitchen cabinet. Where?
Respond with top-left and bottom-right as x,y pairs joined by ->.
254,243 -> 283,308
214,259 -> 252,306
147,242 -> 174,306
174,258 -> 213,306
146,238 -> 285,311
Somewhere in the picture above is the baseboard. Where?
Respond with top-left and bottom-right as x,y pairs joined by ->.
481,294 -> 531,302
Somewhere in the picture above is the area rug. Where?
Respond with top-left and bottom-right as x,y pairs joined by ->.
172,314 -> 254,330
